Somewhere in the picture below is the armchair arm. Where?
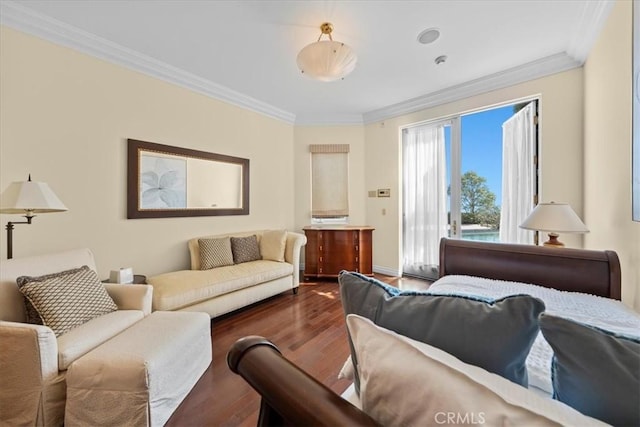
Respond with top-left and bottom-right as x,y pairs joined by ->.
0,321 -> 65,426
284,232 -> 307,287
104,284 -> 153,315
227,336 -> 379,427
0,321 -> 58,380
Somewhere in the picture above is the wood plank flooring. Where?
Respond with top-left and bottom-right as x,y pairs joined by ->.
165,274 -> 428,427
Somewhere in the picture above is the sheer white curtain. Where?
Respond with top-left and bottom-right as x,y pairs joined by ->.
500,102 -> 536,243
403,123 -> 447,276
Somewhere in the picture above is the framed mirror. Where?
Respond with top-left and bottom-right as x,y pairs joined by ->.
127,139 -> 249,219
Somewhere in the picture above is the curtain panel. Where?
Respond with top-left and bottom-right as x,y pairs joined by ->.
499,102 -> 536,244
402,124 -> 447,274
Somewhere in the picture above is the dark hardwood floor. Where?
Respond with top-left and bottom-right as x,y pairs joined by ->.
165,274 -> 428,427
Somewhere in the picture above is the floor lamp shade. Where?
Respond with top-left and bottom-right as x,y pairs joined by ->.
0,180 -> 68,213
0,177 -> 67,259
519,202 -> 588,247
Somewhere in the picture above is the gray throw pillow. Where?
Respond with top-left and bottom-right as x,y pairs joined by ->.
199,237 -> 234,269
540,314 -> 640,426
230,235 -> 261,264
17,265 -> 118,337
339,271 -> 545,392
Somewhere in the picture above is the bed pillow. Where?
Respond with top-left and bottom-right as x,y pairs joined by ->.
199,237 -> 234,269
346,314 -> 608,427
260,230 -> 287,262
540,314 -> 640,426
17,265 -> 118,337
230,235 -> 261,264
339,271 -> 545,391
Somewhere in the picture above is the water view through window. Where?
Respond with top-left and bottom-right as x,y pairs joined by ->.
445,105 -> 516,243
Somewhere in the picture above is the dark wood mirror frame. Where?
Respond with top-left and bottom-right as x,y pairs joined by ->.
127,139 -> 250,219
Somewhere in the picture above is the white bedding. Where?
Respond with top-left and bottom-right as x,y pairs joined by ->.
428,275 -> 640,394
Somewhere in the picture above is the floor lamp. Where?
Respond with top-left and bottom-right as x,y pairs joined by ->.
0,175 -> 67,259
519,201 -> 589,247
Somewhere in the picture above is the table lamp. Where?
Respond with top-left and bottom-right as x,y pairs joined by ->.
519,202 -> 588,247
0,175 -> 68,259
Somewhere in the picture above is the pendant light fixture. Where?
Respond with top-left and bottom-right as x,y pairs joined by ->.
296,22 -> 357,82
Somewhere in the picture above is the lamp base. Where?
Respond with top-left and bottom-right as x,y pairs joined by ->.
542,232 -> 565,248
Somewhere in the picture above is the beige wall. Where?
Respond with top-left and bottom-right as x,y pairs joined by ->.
584,0 -> 640,309
0,27 -> 295,277
3,9 -> 636,309
293,125 -> 367,233
364,69 -> 585,275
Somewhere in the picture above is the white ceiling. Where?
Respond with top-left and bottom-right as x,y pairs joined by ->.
0,0 -> 613,125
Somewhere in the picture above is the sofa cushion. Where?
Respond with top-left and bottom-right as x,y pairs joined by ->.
260,230 -> 287,262
17,266 -> 118,337
199,237 -> 234,269
339,271 -> 545,390
57,309 -> 144,370
540,314 -> 640,426
231,235 -> 261,264
148,260 -> 294,311
346,315 -> 608,427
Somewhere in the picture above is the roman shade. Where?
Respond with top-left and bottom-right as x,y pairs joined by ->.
310,144 -> 349,218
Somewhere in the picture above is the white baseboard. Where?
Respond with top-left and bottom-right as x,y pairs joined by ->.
373,265 -> 401,277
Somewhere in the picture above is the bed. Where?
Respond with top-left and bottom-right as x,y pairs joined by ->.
227,238 -> 637,427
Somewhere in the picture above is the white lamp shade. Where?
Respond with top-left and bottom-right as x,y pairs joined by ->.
0,180 -> 67,214
519,202 -> 588,233
297,40 -> 357,82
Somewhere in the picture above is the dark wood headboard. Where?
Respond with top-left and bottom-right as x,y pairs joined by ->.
438,238 -> 621,299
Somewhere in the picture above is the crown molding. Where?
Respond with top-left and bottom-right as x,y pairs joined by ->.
295,113 -> 364,126
1,0 -> 607,127
363,52 -> 580,124
0,1 -> 296,125
566,0 -> 614,63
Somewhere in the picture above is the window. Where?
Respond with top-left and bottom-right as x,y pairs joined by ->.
310,144 -> 349,222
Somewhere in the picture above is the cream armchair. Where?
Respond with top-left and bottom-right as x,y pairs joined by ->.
0,248 -> 152,426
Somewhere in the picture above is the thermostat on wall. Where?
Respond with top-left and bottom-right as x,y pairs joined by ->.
377,188 -> 390,197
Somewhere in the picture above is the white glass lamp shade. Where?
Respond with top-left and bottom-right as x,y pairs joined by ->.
297,40 -> 357,82
0,180 -> 67,214
519,202 -> 588,233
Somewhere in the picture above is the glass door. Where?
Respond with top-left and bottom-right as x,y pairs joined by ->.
402,101 -> 538,279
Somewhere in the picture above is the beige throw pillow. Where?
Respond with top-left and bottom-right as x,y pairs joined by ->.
17,266 -> 118,337
260,230 -> 287,262
199,237 -> 234,269
346,314 -> 608,427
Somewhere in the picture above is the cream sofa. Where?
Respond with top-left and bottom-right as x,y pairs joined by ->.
147,230 -> 306,318
0,248 -> 153,426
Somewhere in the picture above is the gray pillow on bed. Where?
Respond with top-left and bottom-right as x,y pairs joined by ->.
540,314 -> 640,427
339,271 -> 545,392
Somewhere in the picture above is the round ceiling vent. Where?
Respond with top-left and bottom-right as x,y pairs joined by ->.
417,28 -> 440,44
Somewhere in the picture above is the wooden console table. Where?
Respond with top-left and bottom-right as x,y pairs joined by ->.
303,226 -> 374,279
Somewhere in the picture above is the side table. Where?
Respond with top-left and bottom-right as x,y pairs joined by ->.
102,274 -> 147,284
